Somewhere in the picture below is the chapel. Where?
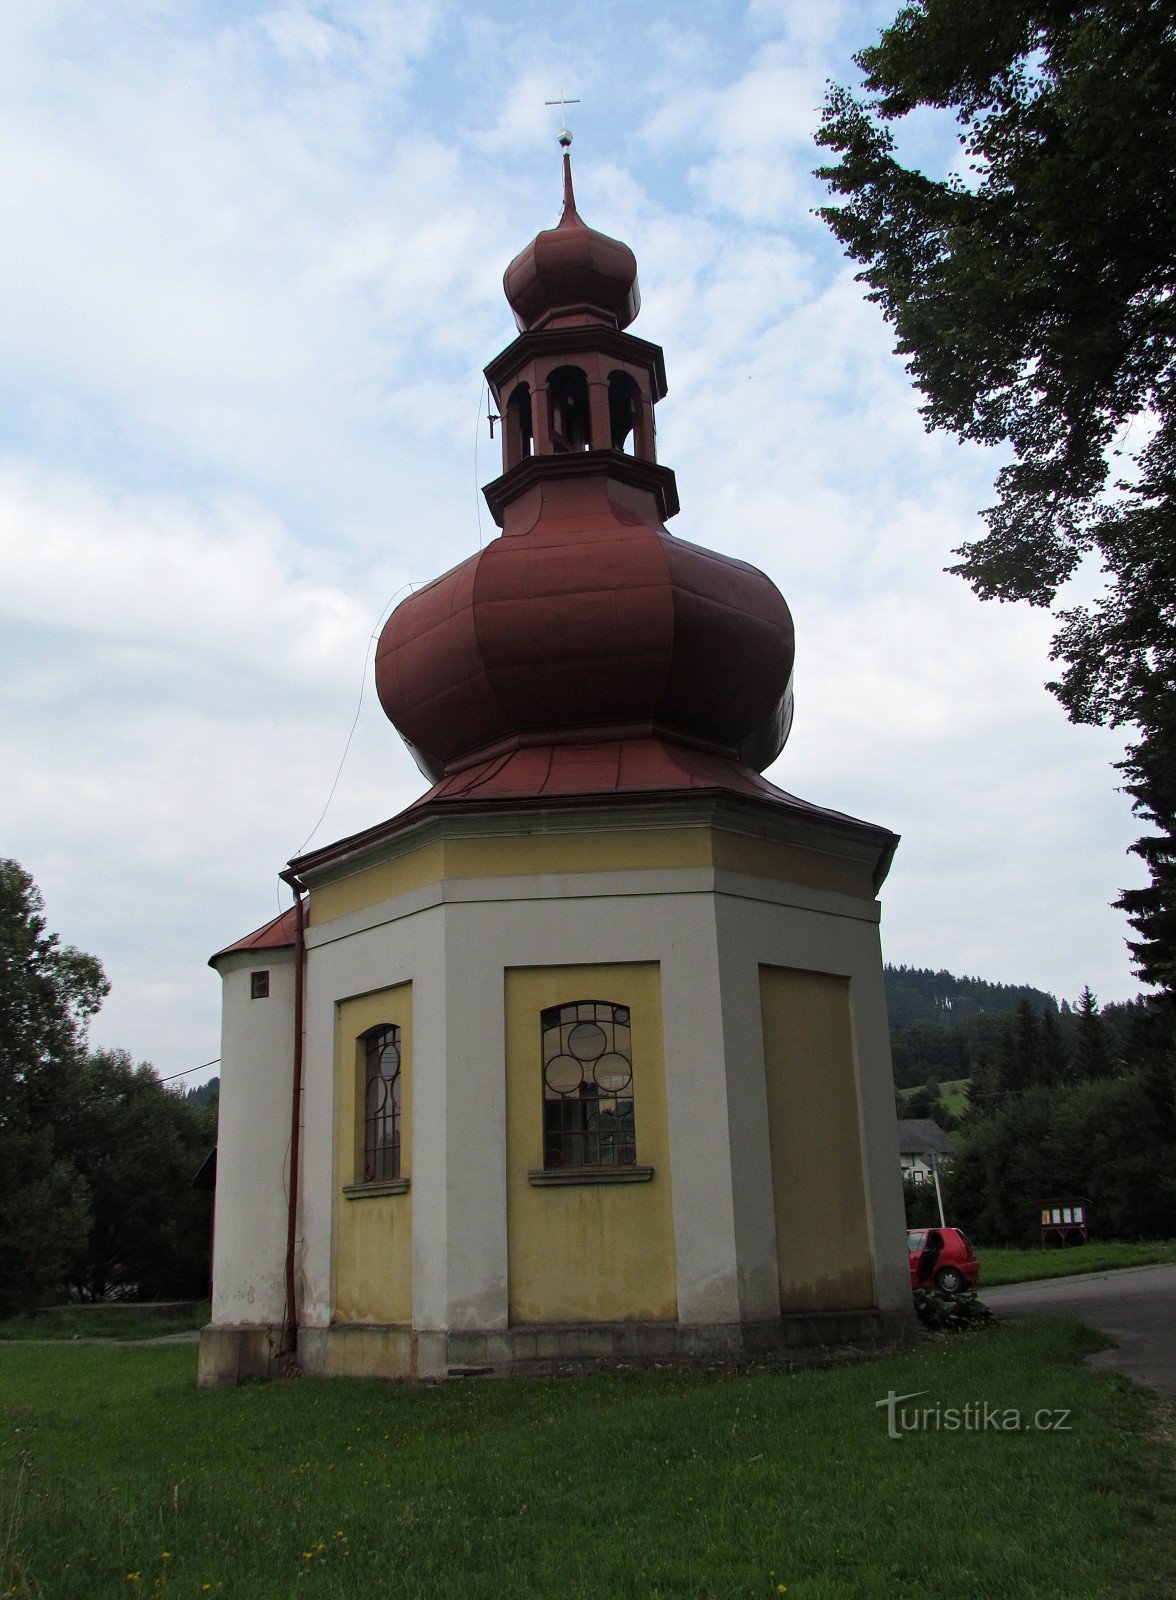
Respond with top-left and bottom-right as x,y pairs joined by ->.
198,139 -> 911,1387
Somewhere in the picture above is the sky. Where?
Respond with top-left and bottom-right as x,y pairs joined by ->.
0,0 -> 1148,1087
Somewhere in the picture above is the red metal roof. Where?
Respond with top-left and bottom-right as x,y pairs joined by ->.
504,152 -> 639,333
417,737 -> 792,807
209,905 -> 297,965
288,736 -> 899,889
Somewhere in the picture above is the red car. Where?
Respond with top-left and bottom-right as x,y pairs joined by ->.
908,1227 -> 980,1293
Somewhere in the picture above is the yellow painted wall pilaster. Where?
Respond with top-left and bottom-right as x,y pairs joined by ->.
504,963 -> 676,1324
333,984 -> 413,1324
759,966 -> 874,1311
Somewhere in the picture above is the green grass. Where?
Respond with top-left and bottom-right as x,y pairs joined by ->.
897,1076 -> 970,1119
981,1240 -> 1176,1287
1,1322 -> 1172,1599
0,1305 -> 208,1344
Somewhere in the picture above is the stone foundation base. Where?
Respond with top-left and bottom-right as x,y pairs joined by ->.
199,1309 -> 913,1387
432,1309 -> 913,1376
197,1323 -> 287,1388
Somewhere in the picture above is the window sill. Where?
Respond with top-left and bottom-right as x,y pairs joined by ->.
342,1178 -> 410,1200
527,1166 -> 654,1187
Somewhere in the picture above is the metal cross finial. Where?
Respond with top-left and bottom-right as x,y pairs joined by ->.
544,91 -> 580,148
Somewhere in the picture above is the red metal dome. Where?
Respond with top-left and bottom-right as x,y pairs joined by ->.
503,153 -> 640,333
375,474 -> 795,783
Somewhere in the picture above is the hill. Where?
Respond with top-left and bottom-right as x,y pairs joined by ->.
884,965 -> 1058,1029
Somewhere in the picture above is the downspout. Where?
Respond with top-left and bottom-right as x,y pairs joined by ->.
279,869 -> 307,1362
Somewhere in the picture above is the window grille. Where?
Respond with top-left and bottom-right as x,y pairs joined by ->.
541,1001 -> 635,1169
363,1025 -> 401,1182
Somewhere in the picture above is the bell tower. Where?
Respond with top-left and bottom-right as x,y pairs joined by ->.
487,136 -> 670,496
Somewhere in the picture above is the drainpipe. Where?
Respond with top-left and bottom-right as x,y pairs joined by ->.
279,869 -> 306,1362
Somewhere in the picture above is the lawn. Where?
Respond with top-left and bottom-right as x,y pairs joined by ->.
981,1240 -> 1176,1287
1,1321 -> 1172,1599
0,1305 -> 209,1344
897,1077 -> 970,1120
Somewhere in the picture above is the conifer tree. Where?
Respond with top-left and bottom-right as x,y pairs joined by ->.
1073,986 -> 1117,1082
966,1047 -> 1002,1118
1012,998 -> 1044,1090
1039,1004 -> 1071,1089
997,1014 -> 1022,1097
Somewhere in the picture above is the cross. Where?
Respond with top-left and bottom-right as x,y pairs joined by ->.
544,92 -> 580,146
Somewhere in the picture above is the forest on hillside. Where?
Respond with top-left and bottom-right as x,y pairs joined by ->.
887,966 -> 1176,1245
883,965 -> 1147,1092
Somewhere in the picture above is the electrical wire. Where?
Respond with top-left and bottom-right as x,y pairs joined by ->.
280,375 -> 493,882
0,1058 -> 223,1122
289,581 -> 418,864
156,1058 -> 220,1085
475,379 -> 488,549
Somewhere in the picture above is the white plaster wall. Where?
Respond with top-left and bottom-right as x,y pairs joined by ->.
712,894 -> 782,1322
210,949 -> 295,1326
437,909 -> 510,1330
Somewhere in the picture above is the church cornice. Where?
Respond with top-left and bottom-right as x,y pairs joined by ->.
484,324 -> 668,400
482,449 -> 680,527
287,787 -> 899,897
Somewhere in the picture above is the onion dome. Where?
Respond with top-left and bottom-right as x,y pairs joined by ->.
375,478 -> 795,784
504,150 -> 640,333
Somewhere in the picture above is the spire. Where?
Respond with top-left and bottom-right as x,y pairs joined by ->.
561,149 -> 577,222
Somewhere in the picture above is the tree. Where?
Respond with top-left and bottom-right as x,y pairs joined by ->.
59,1050 -> 214,1300
0,859 -> 108,1107
953,1073 -> 1176,1243
0,861 -> 212,1310
1039,1003 -> 1072,1087
816,1 -> 1176,1000
965,1047 -> 1002,1117
1011,998 -> 1044,1091
0,861 -> 107,1313
1073,985 -> 1117,1080
1114,699 -> 1176,999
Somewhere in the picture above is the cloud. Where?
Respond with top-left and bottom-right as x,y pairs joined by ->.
0,0 -> 1151,1085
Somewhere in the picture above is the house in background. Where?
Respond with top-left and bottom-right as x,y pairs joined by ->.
897,1118 -> 954,1184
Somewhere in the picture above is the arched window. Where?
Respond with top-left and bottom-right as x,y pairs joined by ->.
608,370 -> 643,455
506,381 -> 533,469
363,1025 -> 401,1182
541,1001 -> 635,1169
547,366 -> 591,453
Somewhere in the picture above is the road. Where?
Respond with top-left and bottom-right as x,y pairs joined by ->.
981,1264 -> 1176,1397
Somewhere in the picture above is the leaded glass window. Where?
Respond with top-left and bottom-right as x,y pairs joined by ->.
363,1025 -> 401,1182
541,1001 -> 635,1170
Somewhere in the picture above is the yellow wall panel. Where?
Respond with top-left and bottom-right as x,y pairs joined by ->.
310,823 -> 872,927
311,844 -> 445,924
333,984 -> 413,1325
504,963 -> 676,1324
759,966 -> 874,1311
711,832 -> 874,898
